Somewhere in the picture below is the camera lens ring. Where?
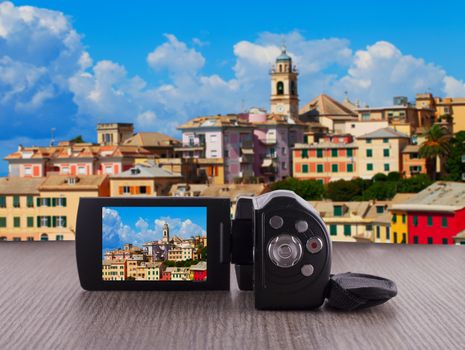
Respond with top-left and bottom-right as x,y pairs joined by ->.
267,234 -> 303,268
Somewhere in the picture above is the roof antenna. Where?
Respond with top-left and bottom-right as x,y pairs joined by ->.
50,128 -> 56,147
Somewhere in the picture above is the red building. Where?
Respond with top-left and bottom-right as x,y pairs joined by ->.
160,271 -> 171,281
190,261 -> 207,281
392,182 -> 465,245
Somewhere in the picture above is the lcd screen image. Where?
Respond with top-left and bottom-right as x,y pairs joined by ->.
102,207 -> 207,282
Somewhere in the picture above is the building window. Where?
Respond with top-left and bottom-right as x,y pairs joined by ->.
317,149 -> 323,158
366,224 -> 373,231
282,162 -> 287,170
0,196 -> 5,208
334,205 -> 343,217
384,164 -> 390,172
347,149 -> 353,157
362,113 -> 370,120
347,164 -> 353,173
343,225 -> 351,236
383,149 -> 390,157
442,217 -> 448,228
78,166 -> 86,175
276,81 -> 284,95
56,216 -> 66,228
301,149 -> 308,158
123,186 -> 131,194
331,149 -> 338,157
330,224 -> 337,236
0,217 -> 6,228
386,227 -> 390,240
376,226 -> 380,239
401,233 -> 407,244
383,138 -> 389,143
13,195 -> 20,208
140,186 -> 148,194
104,166 -> 113,174
331,164 -> 338,173
413,216 -> 418,227
56,235 -> 64,241
39,198 -> 51,207
402,214 -> 406,224
224,150 -> 229,158
27,237 -> 34,241
40,234 -> 48,241
427,216 -> 433,226
413,236 -> 419,244
27,217 -> 34,228
366,139 -> 372,144
24,167 -> 32,176
376,206 -> 385,214
392,215 -> 397,223
442,238 -> 448,245
367,163 -> 373,171
14,217 -> 20,228
427,237 -> 433,244
316,164 -> 323,173
366,149 -> 373,157
302,164 -> 309,173
56,197 -> 67,207
27,196 -> 34,208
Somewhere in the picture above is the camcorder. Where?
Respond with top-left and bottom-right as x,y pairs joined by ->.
76,190 -> 397,310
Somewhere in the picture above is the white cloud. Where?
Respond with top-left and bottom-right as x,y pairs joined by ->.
443,76 -> 465,97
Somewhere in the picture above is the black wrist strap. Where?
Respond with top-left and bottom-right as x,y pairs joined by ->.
325,272 -> 397,311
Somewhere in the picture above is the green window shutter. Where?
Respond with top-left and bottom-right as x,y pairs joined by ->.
383,138 -> 389,143
367,163 -> 373,171
47,216 -> 52,227
36,198 -> 41,207
366,149 -> 373,157
334,206 -> 343,217
13,196 -> 20,207
317,149 -> 323,158
27,196 -> 33,207
0,196 -> 5,208
343,224 -> 351,236
0,217 -> 6,228
52,216 -> 57,227
427,237 -> 433,244
347,149 -> 353,157
442,217 -> 448,228
14,217 -> 20,227
302,164 -> 308,173
392,215 -> 397,223
317,164 -> 323,173
331,164 -> 338,173
347,164 -> 353,173
331,149 -> 338,157
46,198 -> 51,207
383,149 -> 390,157
63,198 -> 67,207
413,216 -> 418,227
366,139 -> 372,144
384,164 -> 390,171
27,217 -> 34,228
37,217 -> 41,227
442,238 -> 448,245
301,149 -> 308,158
52,198 -> 56,207
63,216 -> 67,227
427,216 -> 433,226
330,224 -> 337,236
402,214 -> 406,224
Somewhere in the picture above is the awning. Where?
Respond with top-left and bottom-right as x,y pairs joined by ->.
241,148 -> 254,155
261,159 -> 272,167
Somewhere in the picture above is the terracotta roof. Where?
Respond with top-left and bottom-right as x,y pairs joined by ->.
0,177 -> 44,195
357,127 -> 409,139
39,175 -> 108,191
391,182 -> 465,213
294,142 -> 358,150
200,184 -> 265,201
123,132 -> 181,147
299,94 -> 358,119
402,145 -> 420,153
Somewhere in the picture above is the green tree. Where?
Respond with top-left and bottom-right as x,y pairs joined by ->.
397,174 -> 433,193
326,180 -> 362,201
70,135 -> 85,143
387,171 -> 402,182
362,182 -> 398,200
372,173 -> 388,182
419,124 -> 452,180
444,131 -> 465,181
270,178 -> 325,200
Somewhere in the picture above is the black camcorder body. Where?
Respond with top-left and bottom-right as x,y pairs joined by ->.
76,190 -> 396,310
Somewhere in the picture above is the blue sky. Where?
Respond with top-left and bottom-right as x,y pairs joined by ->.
102,206 -> 207,252
1,1 -> 465,174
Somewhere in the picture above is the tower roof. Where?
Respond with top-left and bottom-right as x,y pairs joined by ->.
276,48 -> 291,62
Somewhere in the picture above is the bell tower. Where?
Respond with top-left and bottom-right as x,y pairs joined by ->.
162,223 -> 169,243
270,47 -> 299,120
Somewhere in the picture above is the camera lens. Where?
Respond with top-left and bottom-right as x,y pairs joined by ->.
267,234 -> 303,268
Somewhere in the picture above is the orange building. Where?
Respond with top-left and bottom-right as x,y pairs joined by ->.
293,134 -> 357,183
401,145 -> 427,178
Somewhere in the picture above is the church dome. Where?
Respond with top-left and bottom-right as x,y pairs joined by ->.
276,48 -> 291,62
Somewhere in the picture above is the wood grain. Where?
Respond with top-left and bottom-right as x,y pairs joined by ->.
0,242 -> 464,350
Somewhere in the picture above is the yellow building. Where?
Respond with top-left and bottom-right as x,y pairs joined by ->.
110,163 -> 182,197
416,93 -> 465,133
167,246 -> 194,261
102,260 -> 126,281
146,262 -> 162,281
388,193 -> 415,244
356,127 -> 410,178
36,175 -> 109,241
353,201 -> 392,243
0,177 -> 44,241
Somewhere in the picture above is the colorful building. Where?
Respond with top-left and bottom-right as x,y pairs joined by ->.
401,144 -> 427,178
416,93 -> 465,133
391,182 -> 465,244
110,163 -> 182,197
189,261 -> 207,281
293,134 -> 357,183
356,127 -> 410,178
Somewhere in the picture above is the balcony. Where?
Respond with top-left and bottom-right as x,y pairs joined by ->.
259,137 -> 277,145
261,158 -> 277,174
174,143 -> 205,152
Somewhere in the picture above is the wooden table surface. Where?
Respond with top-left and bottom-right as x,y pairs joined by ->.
0,242 -> 464,350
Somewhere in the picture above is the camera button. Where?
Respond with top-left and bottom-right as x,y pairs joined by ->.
301,264 -> 314,277
295,220 -> 308,233
306,237 -> 323,254
269,215 -> 284,229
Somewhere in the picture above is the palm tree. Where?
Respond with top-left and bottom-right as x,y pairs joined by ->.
419,124 -> 452,180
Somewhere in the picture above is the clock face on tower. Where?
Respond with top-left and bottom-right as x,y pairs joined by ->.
276,104 -> 285,113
